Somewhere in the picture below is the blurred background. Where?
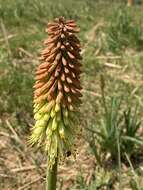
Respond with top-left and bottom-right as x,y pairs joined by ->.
0,0 -> 143,189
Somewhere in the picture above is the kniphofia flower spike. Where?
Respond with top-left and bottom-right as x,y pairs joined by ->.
30,17 -> 82,169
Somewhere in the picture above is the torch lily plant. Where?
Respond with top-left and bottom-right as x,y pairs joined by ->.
30,17 -> 82,190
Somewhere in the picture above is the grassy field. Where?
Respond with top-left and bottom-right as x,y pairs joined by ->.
0,0 -> 143,189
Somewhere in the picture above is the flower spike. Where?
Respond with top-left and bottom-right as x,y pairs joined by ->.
30,17 -> 82,169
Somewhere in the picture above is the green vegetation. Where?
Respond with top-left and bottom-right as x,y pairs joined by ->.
87,79 -> 143,165
0,0 -> 143,189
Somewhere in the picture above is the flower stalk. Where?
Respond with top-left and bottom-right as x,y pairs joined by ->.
30,16 -> 82,189
46,157 -> 58,190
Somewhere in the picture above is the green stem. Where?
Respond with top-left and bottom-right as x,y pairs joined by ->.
46,157 -> 58,190
116,129 -> 122,190
100,74 -> 108,117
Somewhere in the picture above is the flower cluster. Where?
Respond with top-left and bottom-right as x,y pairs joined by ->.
30,17 -> 82,169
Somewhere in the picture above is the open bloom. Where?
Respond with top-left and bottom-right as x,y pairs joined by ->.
30,17 -> 82,169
